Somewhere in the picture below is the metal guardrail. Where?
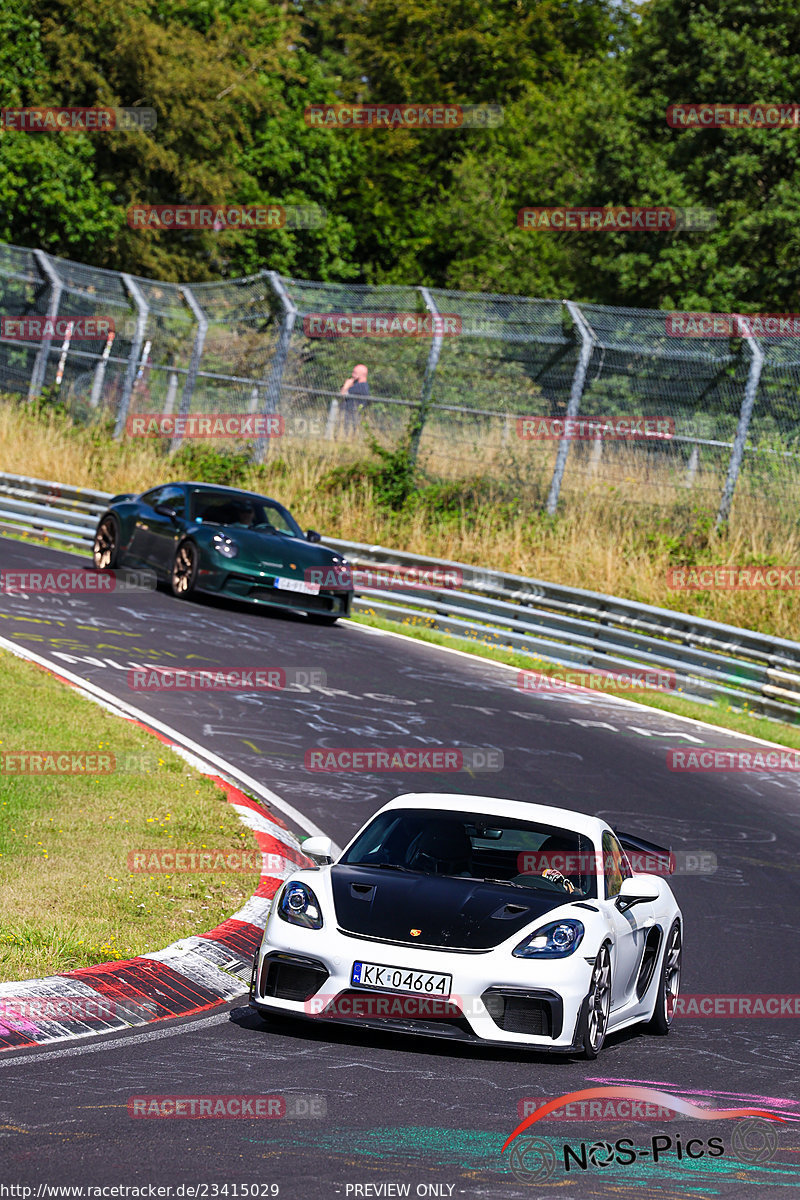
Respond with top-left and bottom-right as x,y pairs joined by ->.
1,470 -> 799,725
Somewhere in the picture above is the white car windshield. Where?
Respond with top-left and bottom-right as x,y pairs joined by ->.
341,809 -> 598,899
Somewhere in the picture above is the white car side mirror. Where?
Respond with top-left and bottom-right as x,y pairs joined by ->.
615,874 -> 660,913
302,836 -> 334,866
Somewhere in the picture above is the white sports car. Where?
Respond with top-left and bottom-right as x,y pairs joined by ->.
249,794 -> 682,1057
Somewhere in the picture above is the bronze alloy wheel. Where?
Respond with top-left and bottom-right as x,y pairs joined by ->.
93,515 -> 119,570
171,540 -> 198,598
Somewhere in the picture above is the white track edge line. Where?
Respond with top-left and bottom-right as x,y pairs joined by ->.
342,617 -> 800,753
0,633 -> 328,840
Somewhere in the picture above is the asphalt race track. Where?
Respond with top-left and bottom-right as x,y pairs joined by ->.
1,534 -> 799,1198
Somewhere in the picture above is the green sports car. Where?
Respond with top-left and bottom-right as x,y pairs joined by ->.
92,481 -> 353,624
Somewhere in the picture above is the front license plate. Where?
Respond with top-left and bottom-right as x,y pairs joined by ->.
351,961 -> 451,997
274,576 -> 320,595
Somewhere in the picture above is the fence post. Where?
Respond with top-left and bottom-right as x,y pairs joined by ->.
170,286 -> 208,451
254,272 -> 297,462
28,250 -> 63,402
89,329 -> 115,408
113,275 -> 149,439
162,369 -> 179,415
409,287 -> 443,463
716,319 -> 764,529
545,301 -> 595,515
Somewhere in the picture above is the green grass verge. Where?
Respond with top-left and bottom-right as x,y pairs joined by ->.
349,611 -> 800,750
0,524 -> 92,556
0,648 -> 260,983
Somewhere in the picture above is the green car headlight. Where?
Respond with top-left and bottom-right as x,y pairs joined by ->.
212,533 -> 239,559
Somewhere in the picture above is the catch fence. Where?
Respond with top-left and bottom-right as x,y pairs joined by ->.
2,241 -> 800,523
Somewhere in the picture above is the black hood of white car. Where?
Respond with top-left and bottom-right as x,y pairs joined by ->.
330,865 -> 574,950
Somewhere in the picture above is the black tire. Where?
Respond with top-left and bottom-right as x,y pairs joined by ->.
648,920 -> 681,1035
580,942 -> 612,1058
306,613 -> 339,626
249,947 -> 260,1001
93,514 -> 120,570
171,540 -> 198,599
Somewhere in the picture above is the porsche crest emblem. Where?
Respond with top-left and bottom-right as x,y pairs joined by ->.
410,929 -> 422,937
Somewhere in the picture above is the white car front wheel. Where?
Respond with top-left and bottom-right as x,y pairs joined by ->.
580,942 -> 611,1058
649,920 -> 682,1035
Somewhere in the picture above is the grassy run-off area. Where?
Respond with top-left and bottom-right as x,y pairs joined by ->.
2,398 -> 800,641
0,647 -> 260,983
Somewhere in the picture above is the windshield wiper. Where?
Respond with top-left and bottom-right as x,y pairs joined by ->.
480,877 -> 534,891
348,861 -> 418,873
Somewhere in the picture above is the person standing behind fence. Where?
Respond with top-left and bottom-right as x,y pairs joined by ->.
339,364 -> 369,434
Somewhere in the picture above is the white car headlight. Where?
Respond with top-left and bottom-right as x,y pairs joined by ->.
277,881 -> 323,929
513,918 -> 584,958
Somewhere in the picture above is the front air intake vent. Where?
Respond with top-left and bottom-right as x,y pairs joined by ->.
260,954 -> 328,1001
482,987 -> 563,1038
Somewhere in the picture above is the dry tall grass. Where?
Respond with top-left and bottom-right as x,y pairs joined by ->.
1,399 -> 798,639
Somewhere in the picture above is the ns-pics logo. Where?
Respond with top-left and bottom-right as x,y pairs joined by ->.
502,1086 -> 787,1183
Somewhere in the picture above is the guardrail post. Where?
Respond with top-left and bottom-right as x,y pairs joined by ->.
545,301 -> 595,515
254,272 -> 297,462
716,319 -> 765,529
113,275 -> 149,439
170,286 -> 208,451
409,287 -> 443,463
28,250 -> 63,402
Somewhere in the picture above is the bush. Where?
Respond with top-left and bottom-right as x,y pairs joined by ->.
169,443 -> 252,486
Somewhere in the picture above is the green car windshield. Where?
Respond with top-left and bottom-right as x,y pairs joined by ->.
190,489 -> 302,536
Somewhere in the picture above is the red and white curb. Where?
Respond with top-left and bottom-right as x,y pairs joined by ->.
0,639 -> 324,1053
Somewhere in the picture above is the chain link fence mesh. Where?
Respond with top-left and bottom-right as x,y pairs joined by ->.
1,239 -> 799,519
